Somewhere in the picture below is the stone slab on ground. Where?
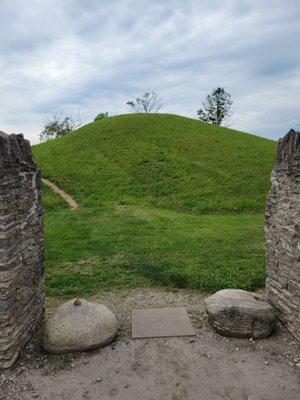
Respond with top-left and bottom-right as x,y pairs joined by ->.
1,289 -> 299,400
132,306 -> 195,339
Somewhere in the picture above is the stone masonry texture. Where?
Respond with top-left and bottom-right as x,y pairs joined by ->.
265,129 -> 300,341
0,131 -> 44,368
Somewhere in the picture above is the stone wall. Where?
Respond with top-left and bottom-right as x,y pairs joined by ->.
0,132 -> 44,368
265,129 -> 300,341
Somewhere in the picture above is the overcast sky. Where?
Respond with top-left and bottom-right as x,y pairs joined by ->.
0,0 -> 299,144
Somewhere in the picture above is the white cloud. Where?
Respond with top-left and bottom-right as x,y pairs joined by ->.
0,0 -> 299,143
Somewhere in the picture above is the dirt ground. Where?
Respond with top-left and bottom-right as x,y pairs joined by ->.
1,289 -> 299,400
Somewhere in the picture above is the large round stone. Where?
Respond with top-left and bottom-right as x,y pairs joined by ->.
204,289 -> 276,338
42,299 -> 118,354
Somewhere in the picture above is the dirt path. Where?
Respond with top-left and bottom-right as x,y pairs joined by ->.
42,178 -> 80,210
1,289 -> 299,400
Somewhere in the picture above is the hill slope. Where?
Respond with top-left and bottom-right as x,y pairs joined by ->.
33,113 -> 276,213
33,114 -> 277,295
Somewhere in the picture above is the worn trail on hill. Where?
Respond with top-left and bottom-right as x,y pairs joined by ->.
42,178 -> 80,210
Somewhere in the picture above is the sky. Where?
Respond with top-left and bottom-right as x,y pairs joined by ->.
0,0 -> 299,144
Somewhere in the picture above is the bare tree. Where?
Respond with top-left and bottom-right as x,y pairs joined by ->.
39,112 -> 81,142
197,87 -> 233,126
127,89 -> 162,113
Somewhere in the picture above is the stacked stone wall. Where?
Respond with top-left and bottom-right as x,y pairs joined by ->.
0,131 -> 44,368
265,129 -> 300,341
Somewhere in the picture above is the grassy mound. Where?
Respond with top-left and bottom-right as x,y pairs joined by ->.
33,113 -> 275,214
34,114 -> 276,296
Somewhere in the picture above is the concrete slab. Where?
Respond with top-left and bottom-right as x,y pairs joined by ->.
131,307 -> 195,339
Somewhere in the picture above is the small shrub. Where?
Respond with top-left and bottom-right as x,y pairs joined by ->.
40,113 -> 81,142
94,112 -> 109,121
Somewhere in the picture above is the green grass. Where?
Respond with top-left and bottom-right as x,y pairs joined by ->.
43,191 -> 266,296
35,114 -> 275,296
34,113 -> 275,214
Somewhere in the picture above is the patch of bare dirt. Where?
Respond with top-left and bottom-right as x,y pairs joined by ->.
1,289 -> 299,400
42,178 -> 80,210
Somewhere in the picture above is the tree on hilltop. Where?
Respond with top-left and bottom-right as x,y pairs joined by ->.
39,113 -> 81,142
127,89 -> 162,113
197,87 -> 232,126
94,112 -> 109,121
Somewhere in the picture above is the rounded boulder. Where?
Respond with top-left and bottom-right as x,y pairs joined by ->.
42,299 -> 118,354
204,289 -> 276,338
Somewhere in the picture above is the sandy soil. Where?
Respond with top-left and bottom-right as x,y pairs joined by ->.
1,289 -> 299,400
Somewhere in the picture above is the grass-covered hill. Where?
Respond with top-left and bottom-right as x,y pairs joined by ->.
33,113 -> 276,214
33,114 -> 277,296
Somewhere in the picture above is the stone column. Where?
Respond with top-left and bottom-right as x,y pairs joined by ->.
265,129 -> 300,341
0,132 -> 44,368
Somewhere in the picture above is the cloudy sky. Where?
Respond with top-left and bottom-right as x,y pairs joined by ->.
0,0 -> 299,143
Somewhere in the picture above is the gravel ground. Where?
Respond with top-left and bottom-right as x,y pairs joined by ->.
1,288 -> 299,400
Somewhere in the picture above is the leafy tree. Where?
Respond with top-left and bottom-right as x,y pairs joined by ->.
127,89 -> 162,113
94,112 -> 109,121
39,113 -> 81,142
197,87 -> 232,126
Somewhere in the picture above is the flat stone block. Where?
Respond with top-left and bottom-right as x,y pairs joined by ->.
204,289 -> 276,338
132,307 -> 195,339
